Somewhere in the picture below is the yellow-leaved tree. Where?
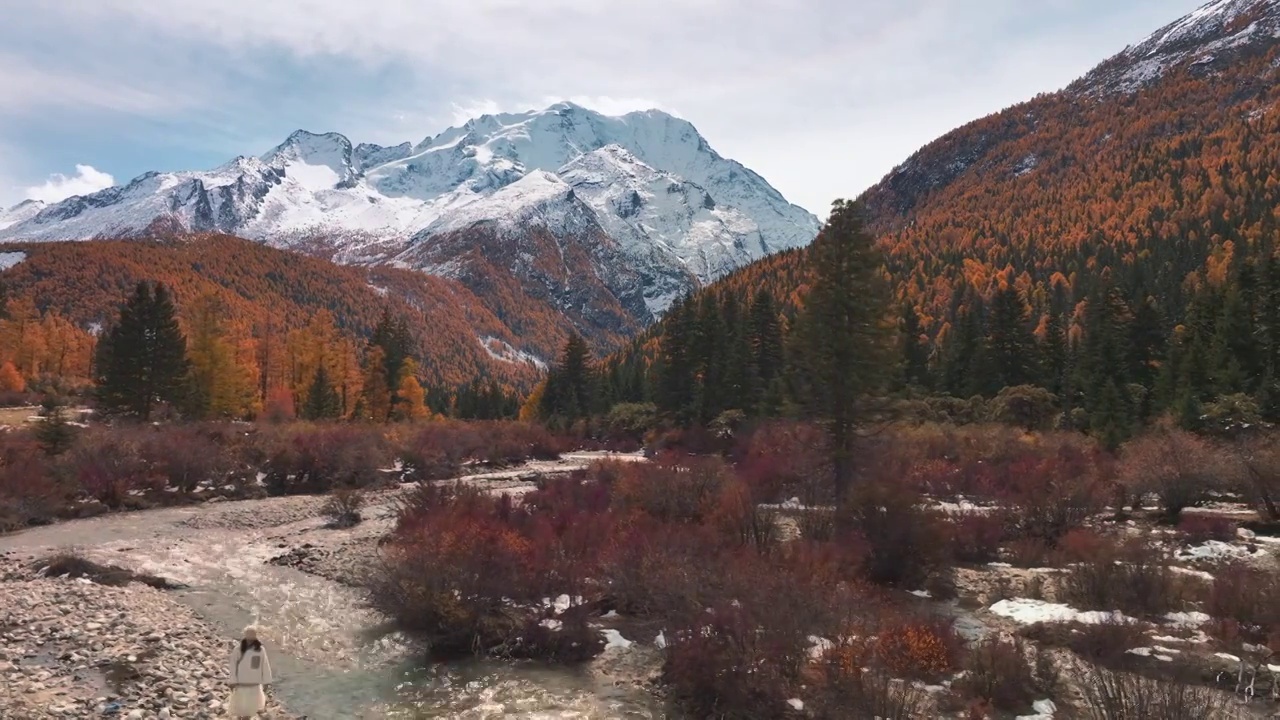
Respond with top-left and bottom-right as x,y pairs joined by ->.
185,294 -> 259,419
0,361 -> 25,393
393,358 -> 429,421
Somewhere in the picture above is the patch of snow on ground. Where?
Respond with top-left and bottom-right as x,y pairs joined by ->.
540,618 -> 563,631
1169,566 -> 1216,581
1164,611 -> 1212,628
932,498 -> 998,515
759,497 -> 832,512
786,699 -> 804,711
0,251 -> 26,270
1127,647 -> 1176,662
478,335 -> 547,370
807,635 -> 834,659
1176,540 -> 1260,562
601,629 -> 633,651
1016,699 -> 1058,720
989,598 -> 1137,626
543,594 -> 584,614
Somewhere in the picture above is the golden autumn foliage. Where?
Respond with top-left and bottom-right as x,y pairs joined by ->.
394,359 -> 429,421
0,234 -> 552,391
0,361 -> 24,393
861,48 -> 1280,332
184,294 -> 259,419
698,46 -> 1280,349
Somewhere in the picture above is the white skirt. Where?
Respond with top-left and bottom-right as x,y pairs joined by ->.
226,684 -> 266,715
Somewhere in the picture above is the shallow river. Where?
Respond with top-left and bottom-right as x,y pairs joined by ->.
0,476 -> 668,719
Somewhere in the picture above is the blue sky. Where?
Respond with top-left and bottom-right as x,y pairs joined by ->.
0,0 -> 1205,214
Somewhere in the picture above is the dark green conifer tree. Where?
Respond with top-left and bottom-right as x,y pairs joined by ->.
540,333 -> 594,423
655,297 -> 698,423
899,303 -> 931,390
303,364 -> 342,420
791,199 -> 895,499
1040,310 -> 1069,398
95,282 -> 190,420
984,284 -> 1039,392
1076,287 -> 1133,449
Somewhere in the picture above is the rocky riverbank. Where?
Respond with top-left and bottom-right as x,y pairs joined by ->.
0,451 -> 665,719
0,573 -> 297,719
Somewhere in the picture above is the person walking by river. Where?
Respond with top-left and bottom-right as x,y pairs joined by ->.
227,625 -> 273,718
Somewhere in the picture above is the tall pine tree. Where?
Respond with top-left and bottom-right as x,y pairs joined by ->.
1076,287 -> 1134,448
899,303 -> 931,390
655,297 -> 698,423
95,282 -> 190,420
540,334 -> 594,423
792,199 -> 895,499
303,364 -> 342,420
984,284 -> 1039,392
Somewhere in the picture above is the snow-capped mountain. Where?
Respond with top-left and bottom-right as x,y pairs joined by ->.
0,200 -> 46,231
0,102 -> 819,317
1081,0 -> 1280,94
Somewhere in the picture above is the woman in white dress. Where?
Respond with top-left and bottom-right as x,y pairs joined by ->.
227,625 -> 273,718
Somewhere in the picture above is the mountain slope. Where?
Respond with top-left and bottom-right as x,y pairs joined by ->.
857,0 -> 1280,333
0,235 -> 549,389
0,103 -> 820,325
621,0 -> 1280,374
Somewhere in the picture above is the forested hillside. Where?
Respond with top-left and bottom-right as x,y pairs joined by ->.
577,7 -> 1280,445
0,235 -> 546,394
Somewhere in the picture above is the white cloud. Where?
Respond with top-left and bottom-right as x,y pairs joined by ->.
449,99 -> 504,127
549,96 -> 678,118
26,165 -> 116,203
1,0 -> 1210,214
0,53 -> 192,117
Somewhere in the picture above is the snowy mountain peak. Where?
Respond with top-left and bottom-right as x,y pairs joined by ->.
0,102 -> 819,314
0,199 -> 46,231
1082,0 -> 1280,94
262,130 -> 357,190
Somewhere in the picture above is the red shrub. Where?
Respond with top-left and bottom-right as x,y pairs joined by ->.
1177,513 -> 1237,544
708,477 -> 779,552
953,637 -> 1044,713
138,426 -> 234,494
906,458 -> 962,495
732,421 -> 829,503
399,422 -> 478,480
663,602 -> 799,719
840,480 -> 945,588
261,387 -> 296,423
602,516 -> 730,617
1058,539 -> 1184,618
1206,562 -> 1280,644
611,453 -> 728,524
1119,429 -> 1226,523
872,616 -> 965,681
372,505 -> 540,657
941,513 -> 1008,564
62,430 -> 154,509
1004,450 -> 1106,546
260,425 -> 392,495
1056,528 -> 1109,564
470,421 -> 565,466
399,421 -> 566,481
0,430 -> 64,530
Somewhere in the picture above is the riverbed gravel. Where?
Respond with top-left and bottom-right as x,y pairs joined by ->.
0,575 -> 297,720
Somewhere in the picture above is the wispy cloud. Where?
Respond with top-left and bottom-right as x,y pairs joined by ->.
26,165 -> 116,204
0,0 -> 1207,214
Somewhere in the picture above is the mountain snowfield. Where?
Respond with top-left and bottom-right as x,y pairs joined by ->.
1082,0 -> 1280,94
0,102 -> 819,315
